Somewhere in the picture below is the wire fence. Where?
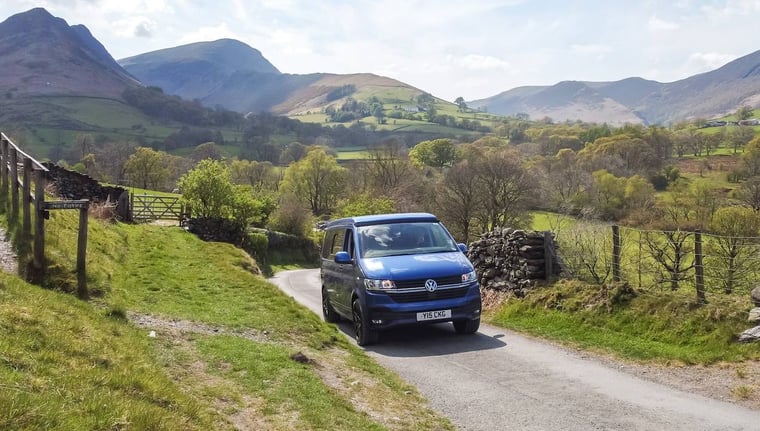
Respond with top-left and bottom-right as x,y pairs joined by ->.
555,220 -> 760,302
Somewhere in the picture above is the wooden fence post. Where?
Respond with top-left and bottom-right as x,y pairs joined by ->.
694,230 -> 706,304
77,205 -> 89,299
612,225 -> 621,282
22,158 -> 31,238
544,231 -> 553,281
0,137 -> 7,201
10,149 -> 18,223
33,169 -> 45,276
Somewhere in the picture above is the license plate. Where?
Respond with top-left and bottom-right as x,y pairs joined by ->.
416,309 -> 451,321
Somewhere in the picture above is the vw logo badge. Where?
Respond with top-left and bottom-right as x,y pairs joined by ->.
424,279 -> 438,292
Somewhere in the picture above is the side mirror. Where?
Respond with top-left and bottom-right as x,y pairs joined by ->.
457,243 -> 468,253
334,251 -> 352,264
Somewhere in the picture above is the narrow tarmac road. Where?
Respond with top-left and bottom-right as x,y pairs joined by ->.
270,269 -> 760,431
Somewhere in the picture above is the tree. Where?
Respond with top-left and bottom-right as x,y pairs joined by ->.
454,96 -> 468,112
706,206 -> 760,294
124,147 -> 171,190
589,170 -> 627,220
472,148 -> 534,231
94,140 -> 139,185
736,105 -> 754,121
728,126 -> 755,154
335,192 -> 395,218
177,159 -> 234,218
280,148 -> 346,216
190,142 -> 223,162
435,159 -> 482,243
408,139 -> 458,169
733,176 -> 760,211
279,142 -> 308,164
741,136 -> 760,177
365,140 -> 413,191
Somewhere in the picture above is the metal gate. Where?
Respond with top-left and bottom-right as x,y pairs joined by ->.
130,194 -> 188,224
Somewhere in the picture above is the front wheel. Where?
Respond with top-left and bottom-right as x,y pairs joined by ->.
352,298 -> 378,346
453,317 -> 480,334
322,288 -> 341,323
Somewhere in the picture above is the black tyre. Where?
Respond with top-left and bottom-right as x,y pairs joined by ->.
352,298 -> 378,346
453,317 -> 480,334
322,288 -> 341,323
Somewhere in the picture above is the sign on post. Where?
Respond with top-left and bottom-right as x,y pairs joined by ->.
43,200 -> 89,210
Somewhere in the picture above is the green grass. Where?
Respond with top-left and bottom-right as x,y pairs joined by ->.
1,210 -> 453,430
0,274 -> 219,430
487,279 -> 760,365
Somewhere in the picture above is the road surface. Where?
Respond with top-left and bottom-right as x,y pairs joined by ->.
270,269 -> 760,431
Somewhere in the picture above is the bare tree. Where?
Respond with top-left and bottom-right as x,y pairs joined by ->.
472,148 -> 534,231
434,160 -> 482,243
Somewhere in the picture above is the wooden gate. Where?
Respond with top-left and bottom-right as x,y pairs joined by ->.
130,194 -> 188,224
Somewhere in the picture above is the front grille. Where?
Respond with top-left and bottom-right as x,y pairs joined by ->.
386,286 -> 469,303
394,275 -> 463,289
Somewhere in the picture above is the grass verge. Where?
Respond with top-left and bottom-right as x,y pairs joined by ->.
485,279 -> 760,365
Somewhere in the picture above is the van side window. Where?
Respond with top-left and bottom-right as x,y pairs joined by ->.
324,229 -> 347,259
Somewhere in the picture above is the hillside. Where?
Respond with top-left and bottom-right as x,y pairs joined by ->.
0,211 -> 453,430
120,40 -> 427,116
0,8 -> 138,99
470,49 -> 760,125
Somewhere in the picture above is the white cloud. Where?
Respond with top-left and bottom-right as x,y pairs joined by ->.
449,54 -> 511,72
570,44 -> 612,55
648,16 -> 679,31
686,51 -> 736,71
178,22 -> 240,45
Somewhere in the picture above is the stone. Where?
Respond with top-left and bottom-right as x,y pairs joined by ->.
751,286 -> 760,307
749,307 -> 760,323
738,325 -> 760,343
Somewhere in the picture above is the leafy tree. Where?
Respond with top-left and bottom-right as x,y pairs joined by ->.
335,192 -> 395,218
454,96 -> 468,112
280,142 -> 309,164
589,170 -> 626,220
124,147 -> 171,190
190,142 -> 223,162
741,136 -> 760,177
408,139 -> 458,169
728,126 -> 755,154
177,159 -> 234,218
280,148 -> 346,216
736,105 -> 754,121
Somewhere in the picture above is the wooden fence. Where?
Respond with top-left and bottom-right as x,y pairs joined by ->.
0,132 -> 89,298
557,222 -> 760,304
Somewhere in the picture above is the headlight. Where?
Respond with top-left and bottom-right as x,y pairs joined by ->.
462,271 -> 477,283
364,279 -> 396,290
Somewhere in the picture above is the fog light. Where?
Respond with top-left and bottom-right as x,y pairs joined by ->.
371,319 -> 383,324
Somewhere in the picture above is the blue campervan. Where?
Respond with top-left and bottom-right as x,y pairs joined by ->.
320,212 -> 481,345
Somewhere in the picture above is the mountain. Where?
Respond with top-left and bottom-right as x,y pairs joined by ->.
0,8 -> 139,98
120,40 -> 424,115
118,39 -> 280,104
470,50 -> 760,125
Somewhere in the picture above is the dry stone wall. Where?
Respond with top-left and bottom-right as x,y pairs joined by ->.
467,228 -> 561,295
42,162 -> 130,220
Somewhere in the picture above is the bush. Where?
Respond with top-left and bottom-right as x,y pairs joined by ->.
244,232 -> 269,263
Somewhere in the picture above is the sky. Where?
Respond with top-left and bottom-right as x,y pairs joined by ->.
2,0 -> 760,102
